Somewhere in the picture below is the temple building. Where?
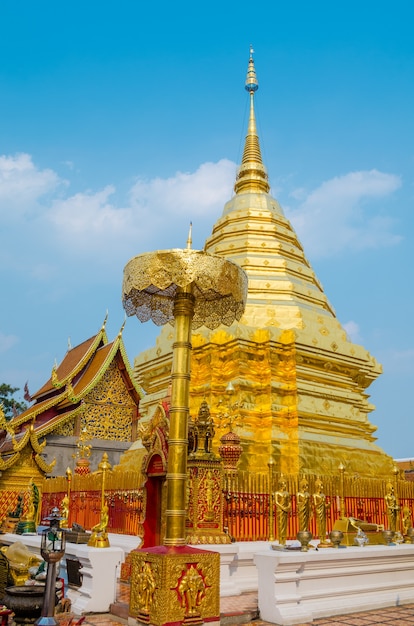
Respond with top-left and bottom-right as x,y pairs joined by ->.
0,317 -> 143,486
132,52 -> 394,479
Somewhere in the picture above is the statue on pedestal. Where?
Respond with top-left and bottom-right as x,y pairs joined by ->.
313,479 -> 328,545
88,503 -> 109,548
297,477 -> 311,532
275,477 -> 291,545
384,482 -> 400,532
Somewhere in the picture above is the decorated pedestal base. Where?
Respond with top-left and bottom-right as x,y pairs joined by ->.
129,546 -> 220,626
186,458 -> 231,545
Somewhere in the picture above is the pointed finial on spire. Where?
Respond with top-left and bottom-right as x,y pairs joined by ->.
186,222 -> 193,249
118,314 -> 126,337
245,45 -> 258,93
234,47 -> 270,195
101,311 -> 109,331
68,337 -> 72,350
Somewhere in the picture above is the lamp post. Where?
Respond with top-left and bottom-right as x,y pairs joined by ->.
35,508 -> 66,626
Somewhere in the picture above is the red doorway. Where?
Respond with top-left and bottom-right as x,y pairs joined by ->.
143,454 -> 165,547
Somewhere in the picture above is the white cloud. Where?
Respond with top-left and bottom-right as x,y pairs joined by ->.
286,170 -> 402,258
49,186 -> 129,236
130,159 -> 236,217
0,155 -> 236,285
0,333 -> 18,353
44,159 -> 236,259
0,153 -> 62,219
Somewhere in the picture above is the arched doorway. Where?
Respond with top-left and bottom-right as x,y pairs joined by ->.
143,453 -> 166,547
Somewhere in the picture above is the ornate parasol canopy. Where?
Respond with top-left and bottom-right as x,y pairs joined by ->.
122,248 -> 248,329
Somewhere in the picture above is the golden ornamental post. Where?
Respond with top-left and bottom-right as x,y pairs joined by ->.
393,464 -> 401,536
338,462 -> 346,519
60,467 -> 72,528
268,458 -> 275,541
164,285 -> 195,545
122,240 -> 247,626
88,452 -> 111,548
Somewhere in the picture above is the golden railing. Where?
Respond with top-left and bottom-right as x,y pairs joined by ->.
38,470 -> 414,541
223,472 -> 414,542
41,471 -> 145,536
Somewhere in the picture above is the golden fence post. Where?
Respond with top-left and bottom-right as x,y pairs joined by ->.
268,458 -> 275,541
338,463 -> 346,519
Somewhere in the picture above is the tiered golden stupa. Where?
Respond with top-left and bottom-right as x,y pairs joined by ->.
133,50 -> 394,479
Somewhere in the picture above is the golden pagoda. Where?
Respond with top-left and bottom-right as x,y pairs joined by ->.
133,50 -> 394,479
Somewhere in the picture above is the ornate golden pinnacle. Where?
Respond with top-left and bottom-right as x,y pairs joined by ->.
122,248 -> 248,330
122,247 -> 247,546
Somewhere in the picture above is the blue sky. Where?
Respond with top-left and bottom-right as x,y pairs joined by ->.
1,1 -> 413,459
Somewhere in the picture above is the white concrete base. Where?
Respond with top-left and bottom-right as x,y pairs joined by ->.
190,541 -> 270,596
66,545 -> 123,614
254,544 -> 414,625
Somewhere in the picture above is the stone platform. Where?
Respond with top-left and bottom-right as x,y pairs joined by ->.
254,543 -> 414,625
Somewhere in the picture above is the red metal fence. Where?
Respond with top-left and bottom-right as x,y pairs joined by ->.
40,471 -> 414,542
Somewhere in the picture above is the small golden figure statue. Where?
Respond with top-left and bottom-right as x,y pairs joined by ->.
275,477 -> 291,545
297,477 -> 311,531
24,479 -> 39,521
402,506 -> 412,539
384,482 -> 400,532
60,495 -> 70,528
88,503 -> 109,548
313,479 -> 329,545
16,479 -> 40,534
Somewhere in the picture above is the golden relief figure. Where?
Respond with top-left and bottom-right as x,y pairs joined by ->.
275,477 -> 291,545
178,564 -> 206,617
136,561 -> 156,614
203,470 -> 215,522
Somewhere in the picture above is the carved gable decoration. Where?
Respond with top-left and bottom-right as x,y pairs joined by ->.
81,361 -> 137,441
140,402 -> 170,475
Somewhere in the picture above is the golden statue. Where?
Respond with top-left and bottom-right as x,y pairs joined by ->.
402,506 -> 412,538
60,495 -> 70,528
88,503 -> 109,548
384,482 -> 400,532
275,477 -> 291,545
23,479 -> 39,522
297,477 -> 311,532
313,479 -> 328,544
15,479 -> 40,534
1,541 -> 42,586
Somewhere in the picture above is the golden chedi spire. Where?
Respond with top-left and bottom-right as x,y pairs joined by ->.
234,47 -> 270,195
207,48 -> 335,329
134,48 -> 394,480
